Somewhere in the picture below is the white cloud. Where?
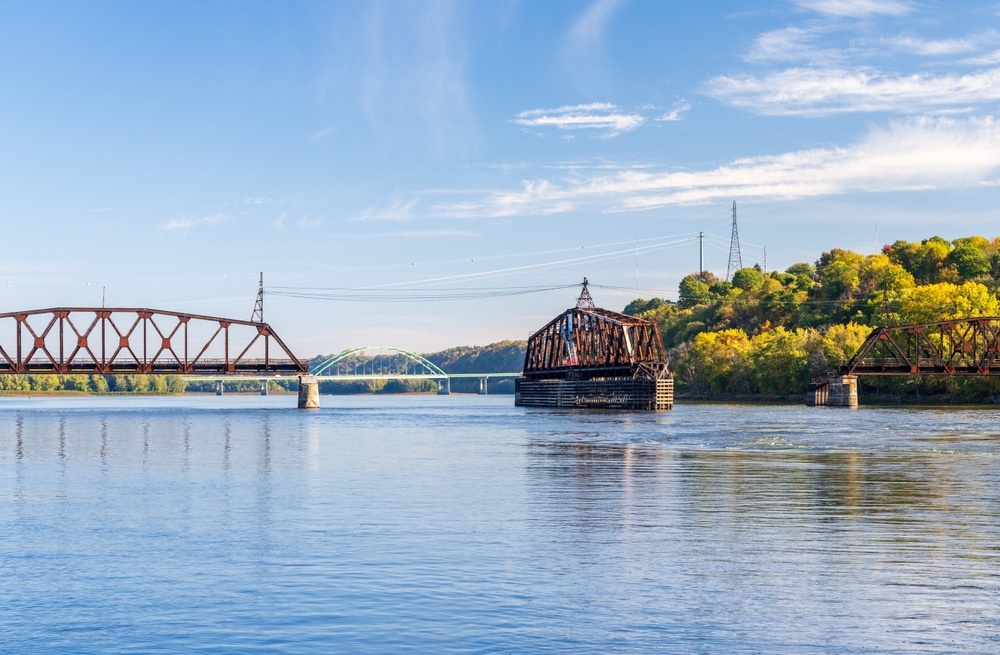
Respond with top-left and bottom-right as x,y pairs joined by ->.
703,67 -> 1000,115
515,103 -> 644,137
162,214 -> 229,231
746,26 -> 838,63
964,49 -> 1000,66
657,101 -> 691,122
437,117 -> 1000,216
882,32 -> 997,56
792,0 -> 910,17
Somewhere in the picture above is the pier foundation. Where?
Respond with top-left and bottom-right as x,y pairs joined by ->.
297,375 -> 320,409
437,378 -> 450,395
807,375 -> 858,408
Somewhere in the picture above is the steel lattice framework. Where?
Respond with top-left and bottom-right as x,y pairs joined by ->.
522,306 -> 668,381
0,308 -> 306,375
842,317 -> 1000,376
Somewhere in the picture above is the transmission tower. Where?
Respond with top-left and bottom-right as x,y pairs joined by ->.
726,200 -> 743,281
251,272 -> 264,323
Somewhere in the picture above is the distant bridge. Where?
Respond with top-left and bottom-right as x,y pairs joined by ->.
0,307 -> 305,376
309,346 -> 520,393
842,317 -> 1000,376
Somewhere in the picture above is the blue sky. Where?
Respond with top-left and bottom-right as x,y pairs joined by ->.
3,0 -> 1000,355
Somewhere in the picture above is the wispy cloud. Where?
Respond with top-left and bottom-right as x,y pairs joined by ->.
437,117 -> 1000,216
656,101 -> 691,122
515,102 -> 644,137
353,197 -> 419,221
161,214 -> 229,231
746,26 -> 841,63
792,0 -> 911,18
369,229 -> 478,238
703,67 -> 1000,115
964,49 -> 1000,66
565,0 -> 626,54
882,32 -> 997,56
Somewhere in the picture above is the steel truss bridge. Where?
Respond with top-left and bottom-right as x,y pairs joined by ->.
842,317 -> 1000,376
0,308 -> 305,376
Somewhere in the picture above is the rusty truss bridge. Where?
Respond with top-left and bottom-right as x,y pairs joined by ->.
0,307 -> 306,376
842,317 -> 1000,376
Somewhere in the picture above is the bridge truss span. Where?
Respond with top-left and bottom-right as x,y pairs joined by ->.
0,307 -> 306,375
842,317 -> 1000,376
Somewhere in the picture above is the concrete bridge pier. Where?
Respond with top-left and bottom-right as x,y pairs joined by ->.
298,375 -> 320,409
260,380 -> 269,396
216,380 -> 224,396
807,374 -> 858,408
478,378 -> 488,395
437,378 -> 450,395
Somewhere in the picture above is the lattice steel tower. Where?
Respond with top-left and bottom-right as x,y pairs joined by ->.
726,201 -> 743,281
251,272 -> 264,323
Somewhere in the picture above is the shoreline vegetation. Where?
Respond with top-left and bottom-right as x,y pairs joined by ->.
624,233 -> 1000,406
7,234 -> 1000,404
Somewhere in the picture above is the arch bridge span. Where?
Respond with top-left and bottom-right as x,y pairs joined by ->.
309,346 -> 520,391
311,346 -> 447,380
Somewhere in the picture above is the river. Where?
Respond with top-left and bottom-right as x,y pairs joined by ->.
2,395 -> 998,653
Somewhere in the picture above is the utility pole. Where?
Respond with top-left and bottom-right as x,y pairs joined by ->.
726,200 -> 743,281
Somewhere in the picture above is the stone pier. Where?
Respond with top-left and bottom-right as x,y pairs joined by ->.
297,375 -> 320,409
806,374 -> 858,408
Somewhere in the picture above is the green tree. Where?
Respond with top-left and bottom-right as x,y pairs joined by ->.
948,236 -> 992,280
678,275 -> 712,308
731,267 -> 766,291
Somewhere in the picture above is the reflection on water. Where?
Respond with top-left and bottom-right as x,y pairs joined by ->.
1,396 -> 999,653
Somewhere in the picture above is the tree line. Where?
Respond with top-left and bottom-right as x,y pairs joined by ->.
625,235 -> 1000,401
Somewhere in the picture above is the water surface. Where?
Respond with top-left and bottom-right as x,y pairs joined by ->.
2,395 -> 998,653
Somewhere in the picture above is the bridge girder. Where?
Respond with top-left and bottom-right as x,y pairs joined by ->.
842,317 -> 1000,376
0,307 -> 306,375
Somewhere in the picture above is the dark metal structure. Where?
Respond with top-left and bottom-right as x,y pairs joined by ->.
0,308 -> 306,375
521,279 -> 669,381
842,317 -> 1000,376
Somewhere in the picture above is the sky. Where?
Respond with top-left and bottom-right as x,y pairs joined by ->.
3,0 -> 1000,356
